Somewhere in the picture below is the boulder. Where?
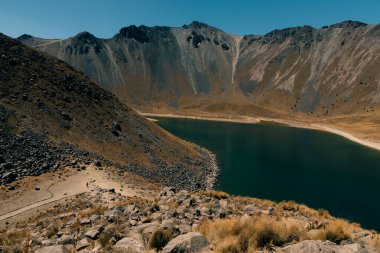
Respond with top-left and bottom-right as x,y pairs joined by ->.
35,244 -> 75,253
279,240 -> 372,253
162,232 -> 210,253
113,237 -> 145,253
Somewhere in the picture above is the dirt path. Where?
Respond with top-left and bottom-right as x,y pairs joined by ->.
0,165 -> 141,222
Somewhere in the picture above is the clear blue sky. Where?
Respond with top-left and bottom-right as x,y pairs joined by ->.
1,0 -> 380,39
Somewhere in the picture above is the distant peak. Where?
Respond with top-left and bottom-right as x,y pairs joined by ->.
17,34 -> 34,40
115,25 -> 150,43
329,20 -> 368,29
72,31 -> 98,41
183,21 -> 210,29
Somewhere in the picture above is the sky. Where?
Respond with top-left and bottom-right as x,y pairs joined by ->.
1,0 -> 380,39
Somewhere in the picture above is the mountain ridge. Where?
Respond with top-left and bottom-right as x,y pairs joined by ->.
16,20 -> 380,145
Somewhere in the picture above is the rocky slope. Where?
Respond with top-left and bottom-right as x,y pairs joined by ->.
1,187 -> 379,252
18,20 -> 380,120
0,33 -> 216,190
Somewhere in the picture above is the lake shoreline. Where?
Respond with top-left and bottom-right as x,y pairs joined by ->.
140,112 -> 380,153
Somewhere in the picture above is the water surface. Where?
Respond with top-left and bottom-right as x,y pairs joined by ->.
154,117 -> 380,231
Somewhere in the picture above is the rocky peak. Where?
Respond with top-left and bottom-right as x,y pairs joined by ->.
329,20 -> 368,29
17,34 -> 33,41
67,31 -> 103,55
183,21 -> 210,30
250,25 -> 317,51
115,25 -> 150,43
72,31 -> 98,42
264,25 -> 315,41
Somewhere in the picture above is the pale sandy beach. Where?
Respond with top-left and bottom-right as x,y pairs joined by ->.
140,112 -> 380,153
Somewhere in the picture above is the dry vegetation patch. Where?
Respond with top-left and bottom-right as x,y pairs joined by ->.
197,216 -> 307,252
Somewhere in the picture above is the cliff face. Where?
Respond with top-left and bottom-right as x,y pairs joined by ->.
18,20 -> 380,118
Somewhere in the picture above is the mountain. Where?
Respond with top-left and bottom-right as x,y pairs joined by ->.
17,20 -> 380,118
0,33 -> 216,190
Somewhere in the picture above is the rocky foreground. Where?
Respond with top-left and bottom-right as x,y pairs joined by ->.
1,187 -> 379,253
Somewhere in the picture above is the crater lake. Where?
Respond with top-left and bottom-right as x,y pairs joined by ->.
154,117 -> 380,231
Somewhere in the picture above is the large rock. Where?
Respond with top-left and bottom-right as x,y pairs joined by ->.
112,237 -> 145,253
279,240 -> 373,253
34,245 -> 75,253
162,232 -> 210,253
2,171 -> 17,183
85,225 -> 103,239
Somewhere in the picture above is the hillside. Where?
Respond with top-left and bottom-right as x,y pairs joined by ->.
0,33 -> 216,190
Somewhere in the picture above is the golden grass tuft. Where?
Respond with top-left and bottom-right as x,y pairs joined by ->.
197,216 -> 307,252
311,219 -> 355,244
114,196 -> 149,207
370,234 -> 380,250
77,205 -> 107,217
203,190 -> 230,200
148,229 -> 174,250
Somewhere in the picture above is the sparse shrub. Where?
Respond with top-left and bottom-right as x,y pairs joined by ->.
149,229 -> 173,250
313,219 -> 353,244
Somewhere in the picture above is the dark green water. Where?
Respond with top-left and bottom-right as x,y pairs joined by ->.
154,117 -> 380,231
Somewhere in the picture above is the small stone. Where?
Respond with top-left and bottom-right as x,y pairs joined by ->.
94,160 -> 102,167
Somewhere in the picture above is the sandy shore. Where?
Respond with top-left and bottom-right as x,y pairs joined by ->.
140,112 -> 380,152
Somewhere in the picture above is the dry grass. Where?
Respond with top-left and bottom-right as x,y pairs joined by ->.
272,201 -> 331,220
77,205 -> 107,217
230,195 -> 274,211
45,223 -> 59,238
196,214 -> 364,252
0,228 -> 30,253
202,190 -> 230,200
311,219 -> 356,244
99,225 -> 120,248
370,234 -> 380,251
197,216 -> 307,252
114,197 -> 149,207
149,229 -> 174,250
